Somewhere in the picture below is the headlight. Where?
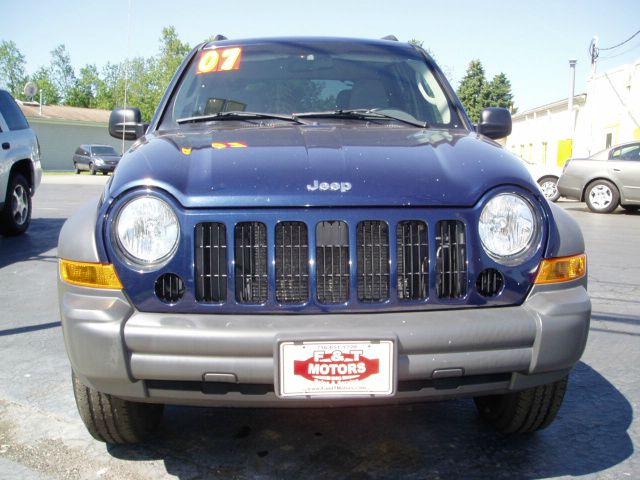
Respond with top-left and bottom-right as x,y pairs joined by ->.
479,193 -> 539,265
115,196 -> 179,266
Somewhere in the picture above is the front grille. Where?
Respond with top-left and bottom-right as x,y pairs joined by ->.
275,222 -> 309,303
235,222 -> 268,304
436,220 -> 467,299
195,222 -> 227,303
316,221 -> 350,304
357,221 -> 389,302
397,221 -> 428,300
193,217 -> 471,307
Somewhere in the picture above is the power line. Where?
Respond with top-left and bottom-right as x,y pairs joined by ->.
599,39 -> 640,60
599,29 -> 640,51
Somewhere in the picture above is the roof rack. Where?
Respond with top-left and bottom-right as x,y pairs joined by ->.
381,35 -> 398,41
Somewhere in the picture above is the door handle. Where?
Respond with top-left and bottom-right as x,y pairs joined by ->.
1,142 -> 9,150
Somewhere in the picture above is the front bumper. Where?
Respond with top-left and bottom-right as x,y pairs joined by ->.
59,279 -> 591,407
94,164 -> 117,173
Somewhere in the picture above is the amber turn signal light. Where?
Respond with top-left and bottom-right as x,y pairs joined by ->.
59,259 -> 123,289
534,254 -> 587,285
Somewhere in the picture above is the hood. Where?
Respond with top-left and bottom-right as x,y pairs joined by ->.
108,124 -> 535,208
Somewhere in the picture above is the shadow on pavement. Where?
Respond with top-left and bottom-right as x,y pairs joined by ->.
106,362 -> 632,479
0,218 -> 65,269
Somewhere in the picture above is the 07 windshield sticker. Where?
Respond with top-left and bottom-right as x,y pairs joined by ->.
197,47 -> 243,74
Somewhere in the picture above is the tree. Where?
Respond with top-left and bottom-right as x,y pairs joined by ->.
49,44 -> 77,104
0,40 -> 27,98
457,60 -> 489,124
66,64 -> 105,108
457,60 -> 514,124
486,73 -> 514,111
31,67 -> 61,105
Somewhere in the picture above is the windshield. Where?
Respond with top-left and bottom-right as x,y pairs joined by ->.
91,146 -> 118,155
165,40 -> 463,128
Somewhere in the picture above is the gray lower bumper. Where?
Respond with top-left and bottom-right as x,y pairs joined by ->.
59,281 -> 590,406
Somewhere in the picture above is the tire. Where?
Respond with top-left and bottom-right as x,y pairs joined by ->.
72,371 -> 164,444
585,179 -> 619,213
474,375 -> 568,433
0,173 -> 32,236
89,163 -> 96,175
538,176 -> 560,202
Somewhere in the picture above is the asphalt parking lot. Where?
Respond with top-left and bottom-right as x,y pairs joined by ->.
0,175 -> 639,479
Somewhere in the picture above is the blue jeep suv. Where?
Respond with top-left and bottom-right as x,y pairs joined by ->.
58,36 -> 590,443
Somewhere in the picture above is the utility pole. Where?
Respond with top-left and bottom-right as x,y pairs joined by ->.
568,59 -> 577,136
589,36 -> 599,78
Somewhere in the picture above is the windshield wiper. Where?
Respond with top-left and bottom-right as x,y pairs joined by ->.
176,111 -> 304,124
294,109 -> 428,128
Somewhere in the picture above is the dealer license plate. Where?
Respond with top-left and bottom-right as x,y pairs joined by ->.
278,340 -> 395,397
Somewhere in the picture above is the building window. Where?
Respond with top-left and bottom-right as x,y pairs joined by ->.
606,133 -> 613,149
528,144 -> 533,161
542,142 -> 548,165
520,144 -> 525,157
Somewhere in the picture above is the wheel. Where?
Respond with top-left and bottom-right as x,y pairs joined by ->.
474,375 -> 568,433
72,371 -> 163,444
0,173 -> 32,236
89,163 -> 96,175
585,179 -> 619,213
537,176 -> 560,202
74,162 -> 81,174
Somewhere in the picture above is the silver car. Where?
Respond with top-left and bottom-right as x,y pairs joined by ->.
0,89 -> 42,235
558,141 -> 640,213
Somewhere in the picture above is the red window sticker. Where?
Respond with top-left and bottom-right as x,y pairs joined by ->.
197,47 -> 242,74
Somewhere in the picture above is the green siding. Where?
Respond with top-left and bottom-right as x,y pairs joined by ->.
28,119 -> 132,171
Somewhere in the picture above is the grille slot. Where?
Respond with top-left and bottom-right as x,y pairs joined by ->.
436,220 -> 467,299
357,221 -> 389,302
397,221 -> 429,300
155,273 -> 185,304
477,268 -> 504,297
275,222 -> 309,304
316,221 -> 350,304
195,222 -> 228,303
235,222 -> 268,304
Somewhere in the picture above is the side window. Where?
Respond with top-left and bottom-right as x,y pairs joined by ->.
610,147 -> 622,159
0,90 -> 29,131
619,144 -> 640,161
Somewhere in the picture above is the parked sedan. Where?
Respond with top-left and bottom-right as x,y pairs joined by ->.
558,141 -> 640,213
521,158 -> 563,202
72,144 -> 121,175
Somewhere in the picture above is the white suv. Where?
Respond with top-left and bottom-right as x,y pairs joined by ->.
0,89 -> 41,235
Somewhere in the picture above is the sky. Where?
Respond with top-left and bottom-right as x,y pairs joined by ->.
1,0 -> 639,112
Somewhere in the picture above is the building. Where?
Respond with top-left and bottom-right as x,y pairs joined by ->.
507,60 -> 640,167
18,102 -> 131,171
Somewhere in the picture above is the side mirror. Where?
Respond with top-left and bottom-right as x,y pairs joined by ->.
109,107 -> 145,140
476,107 -> 512,140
